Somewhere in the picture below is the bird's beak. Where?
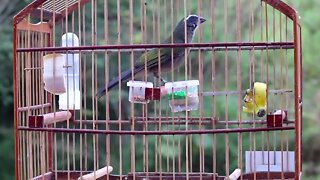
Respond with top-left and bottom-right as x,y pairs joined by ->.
199,17 -> 206,24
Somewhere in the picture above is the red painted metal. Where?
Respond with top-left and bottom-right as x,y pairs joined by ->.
13,20 -> 19,180
145,88 -> 161,100
13,0 -> 47,25
263,0 -> 297,20
13,0 -> 298,26
18,126 -> 295,136
17,45 -> 293,54
28,115 -> 44,128
31,171 -> 296,180
242,172 -> 295,179
71,118 -> 295,126
267,114 -> 283,127
12,0 -> 302,179
16,41 -> 294,53
293,15 -> 303,180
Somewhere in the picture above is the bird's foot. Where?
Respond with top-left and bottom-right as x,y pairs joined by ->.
154,73 -> 167,86
160,78 -> 168,85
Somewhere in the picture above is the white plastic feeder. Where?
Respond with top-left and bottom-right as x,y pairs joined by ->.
59,32 -> 80,110
127,81 -> 153,104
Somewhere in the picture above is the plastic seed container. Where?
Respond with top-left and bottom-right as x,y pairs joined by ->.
165,80 -> 199,112
127,81 -> 153,104
59,33 -> 81,110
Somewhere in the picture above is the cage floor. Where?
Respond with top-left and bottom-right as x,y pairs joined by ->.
33,171 -> 295,180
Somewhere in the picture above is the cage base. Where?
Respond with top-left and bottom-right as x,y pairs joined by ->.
32,171 -> 295,180
242,171 -> 295,179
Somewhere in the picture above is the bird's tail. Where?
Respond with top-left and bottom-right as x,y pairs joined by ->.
96,65 -> 144,99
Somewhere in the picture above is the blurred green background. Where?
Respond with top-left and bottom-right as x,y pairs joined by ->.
1,0 -> 319,179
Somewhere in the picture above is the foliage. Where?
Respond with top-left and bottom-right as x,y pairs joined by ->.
0,0 -> 32,179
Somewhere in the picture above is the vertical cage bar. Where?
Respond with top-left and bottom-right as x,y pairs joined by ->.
236,0 -> 243,177
210,0 -> 217,179
103,0 -> 111,179
293,13 -> 302,180
223,0 -> 230,177
13,11 -> 19,179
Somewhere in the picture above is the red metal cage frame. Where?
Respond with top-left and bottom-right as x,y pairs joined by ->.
13,0 -> 302,179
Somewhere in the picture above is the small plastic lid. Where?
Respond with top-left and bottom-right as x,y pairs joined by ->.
127,80 -> 153,88
165,80 -> 199,89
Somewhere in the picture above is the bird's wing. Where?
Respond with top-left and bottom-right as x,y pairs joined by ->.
138,33 -> 183,66
139,47 -> 170,63
137,47 -> 172,68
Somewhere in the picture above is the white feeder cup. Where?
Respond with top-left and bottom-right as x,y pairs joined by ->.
127,81 -> 153,104
59,32 -> 80,110
165,80 -> 199,112
43,53 -> 66,94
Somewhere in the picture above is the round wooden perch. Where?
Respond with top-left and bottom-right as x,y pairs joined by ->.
29,111 -> 73,127
77,166 -> 113,180
225,168 -> 241,180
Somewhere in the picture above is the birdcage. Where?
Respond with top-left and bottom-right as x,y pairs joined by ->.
13,0 -> 302,179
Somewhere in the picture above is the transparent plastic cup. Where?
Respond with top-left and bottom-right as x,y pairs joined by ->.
127,81 -> 153,104
165,80 -> 199,112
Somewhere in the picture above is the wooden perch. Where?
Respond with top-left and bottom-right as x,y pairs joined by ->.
225,168 -> 241,180
29,111 -> 73,128
78,166 -> 113,180
43,111 -> 72,125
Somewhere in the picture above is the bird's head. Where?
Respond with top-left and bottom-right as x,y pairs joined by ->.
173,15 -> 206,42
185,15 -> 206,31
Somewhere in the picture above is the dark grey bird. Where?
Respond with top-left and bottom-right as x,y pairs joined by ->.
97,15 -> 206,99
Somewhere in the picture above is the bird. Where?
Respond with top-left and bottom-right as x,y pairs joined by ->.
243,82 -> 267,117
96,15 -> 206,99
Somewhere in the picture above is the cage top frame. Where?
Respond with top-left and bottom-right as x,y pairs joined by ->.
13,0 -> 300,26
